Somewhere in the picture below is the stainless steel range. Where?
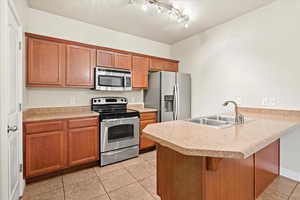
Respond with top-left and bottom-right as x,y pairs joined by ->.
91,97 -> 140,166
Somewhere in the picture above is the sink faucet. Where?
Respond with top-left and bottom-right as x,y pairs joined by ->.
222,101 -> 245,124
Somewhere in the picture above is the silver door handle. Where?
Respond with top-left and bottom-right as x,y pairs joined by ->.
173,86 -> 177,120
176,84 -> 179,120
174,84 -> 179,120
7,125 -> 18,133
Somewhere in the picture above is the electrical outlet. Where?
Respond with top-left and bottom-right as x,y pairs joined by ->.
269,97 -> 276,106
261,97 -> 268,106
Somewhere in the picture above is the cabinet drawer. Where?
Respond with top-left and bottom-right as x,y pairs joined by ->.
140,112 -> 157,121
25,120 -> 64,135
68,117 -> 98,129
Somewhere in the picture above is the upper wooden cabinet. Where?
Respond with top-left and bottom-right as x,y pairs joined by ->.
26,33 -> 179,89
115,53 -> 132,70
66,45 -> 96,88
96,50 -> 115,68
132,56 -> 149,89
27,38 -> 66,87
97,50 -> 132,70
149,58 -> 179,72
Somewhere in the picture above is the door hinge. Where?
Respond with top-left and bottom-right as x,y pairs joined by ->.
19,42 -> 22,50
19,164 -> 23,173
19,103 -> 22,112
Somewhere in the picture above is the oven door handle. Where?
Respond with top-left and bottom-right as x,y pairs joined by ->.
102,117 -> 139,123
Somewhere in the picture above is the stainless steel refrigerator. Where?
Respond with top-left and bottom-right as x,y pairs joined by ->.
144,71 -> 191,122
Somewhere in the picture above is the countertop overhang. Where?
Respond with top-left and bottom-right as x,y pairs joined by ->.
143,110 -> 300,159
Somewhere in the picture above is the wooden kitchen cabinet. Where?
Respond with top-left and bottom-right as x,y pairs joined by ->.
25,120 -> 67,178
140,112 -> 157,150
66,45 -> 96,88
26,33 -> 180,88
115,53 -> 132,70
149,58 -> 179,72
24,117 -> 99,179
68,126 -> 99,167
97,50 -> 115,68
132,56 -> 149,89
254,140 -> 280,198
97,50 -> 132,70
27,38 -> 66,87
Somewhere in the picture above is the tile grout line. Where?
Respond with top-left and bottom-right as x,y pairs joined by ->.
61,176 -> 66,200
95,164 -> 138,194
123,156 -> 158,200
138,177 -> 159,200
93,167 -> 113,200
288,182 -> 299,200
123,161 -> 153,182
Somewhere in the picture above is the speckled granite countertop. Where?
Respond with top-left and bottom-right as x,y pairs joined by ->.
23,106 -> 99,122
143,108 -> 300,159
127,104 -> 158,113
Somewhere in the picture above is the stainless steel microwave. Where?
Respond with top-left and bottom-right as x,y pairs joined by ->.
94,67 -> 132,91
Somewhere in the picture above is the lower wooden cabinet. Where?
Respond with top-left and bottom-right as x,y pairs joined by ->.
68,126 -> 99,167
140,112 -> 157,150
25,130 -> 66,178
24,117 -> 99,179
255,140 -> 280,198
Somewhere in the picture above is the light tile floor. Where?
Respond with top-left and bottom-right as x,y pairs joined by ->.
22,150 -> 300,200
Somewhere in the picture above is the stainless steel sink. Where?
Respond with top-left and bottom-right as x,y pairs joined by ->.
187,114 -> 253,129
206,115 -> 235,122
187,117 -> 234,129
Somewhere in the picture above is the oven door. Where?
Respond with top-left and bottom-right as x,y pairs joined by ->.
101,117 -> 140,152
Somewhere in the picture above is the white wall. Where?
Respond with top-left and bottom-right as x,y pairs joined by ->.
24,8 -> 172,108
171,0 -> 300,179
25,88 -> 144,108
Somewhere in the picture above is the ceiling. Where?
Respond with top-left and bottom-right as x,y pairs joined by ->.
28,0 -> 275,44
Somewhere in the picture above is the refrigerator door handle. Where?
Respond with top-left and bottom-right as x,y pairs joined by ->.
173,85 -> 177,120
176,84 -> 179,120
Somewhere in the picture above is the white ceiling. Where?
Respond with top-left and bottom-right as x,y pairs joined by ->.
28,0 -> 275,44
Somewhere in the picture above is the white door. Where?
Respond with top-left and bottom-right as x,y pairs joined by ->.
6,5 -> 22,200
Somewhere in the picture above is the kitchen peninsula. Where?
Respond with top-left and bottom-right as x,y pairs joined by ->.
143,108 -> 300,200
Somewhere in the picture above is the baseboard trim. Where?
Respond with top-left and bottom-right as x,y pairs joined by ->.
280,167 -> 300,182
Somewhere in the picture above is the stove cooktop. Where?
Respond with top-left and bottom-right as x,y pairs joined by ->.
96,109 -> 139,121
91,97 -> 139,121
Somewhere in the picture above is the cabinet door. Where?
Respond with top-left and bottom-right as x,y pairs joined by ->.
140,112 -> 157,150
163,62 -> 179,72
115,53 -> 132,70
97,50 -> 115,68
149,58 -> 178,72
25,131 -> 66,178
27,38 -> 65,87
66,45 -> 96,88
255,140 -> 279,198
132,56 -> 149,89
68,126 -> 99,167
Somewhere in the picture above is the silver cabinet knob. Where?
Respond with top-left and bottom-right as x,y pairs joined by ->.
7,125 -> 18,133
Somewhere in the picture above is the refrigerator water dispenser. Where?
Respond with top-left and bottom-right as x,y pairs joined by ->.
164,95 -> 174,112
